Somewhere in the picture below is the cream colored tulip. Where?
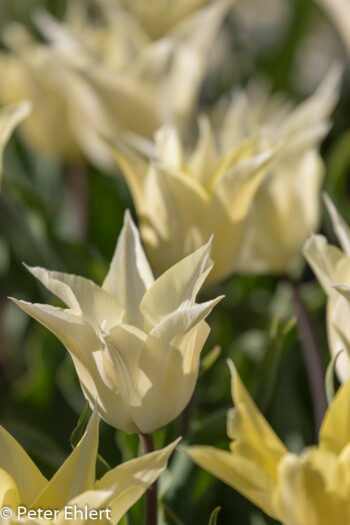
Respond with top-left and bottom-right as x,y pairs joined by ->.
0,0 -> 232,168
303,196 -> 350,382
0,100 -> 31,182
186,361 -> 350,524
0,408 -> 179,524
228,66 -> 341,274
108,119 -> 276,284
317,0 -> 350,54
12,211 -> 222,434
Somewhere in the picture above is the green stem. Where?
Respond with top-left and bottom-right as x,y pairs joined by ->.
287,277 -> 327,433
139,433 -> 157,525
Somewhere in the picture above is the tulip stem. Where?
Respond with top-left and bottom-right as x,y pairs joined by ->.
287,277 -> 327,433
139,433 -> 158,525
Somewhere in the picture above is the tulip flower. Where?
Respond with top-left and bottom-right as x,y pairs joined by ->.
186,361 -> 350,523
0,100 -> 31,182
0,0 -> 232,169
229,66 -> 341,274
0,408 -> 179,524
109,123 -> 275,285
11,211 -> 222,434
303,196 -> 350,382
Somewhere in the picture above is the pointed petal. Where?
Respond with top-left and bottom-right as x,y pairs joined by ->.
227,360 -> 287,480
140,240 -> 213,326
324,194 -> 350,257
155,125 -> 183,169
150,296 -> 223,342
95,438 -> 180,524
25,265 -> 125,331
188,115 -> 218,187
0,426 -> 47,507
319,377 -> 350,455
185,446 -> 277,518
103,211 -> 154,327
303,234 -> 350,295
131,323 -> 209,433
33,409 -> 99,509
0,100 -> 31,182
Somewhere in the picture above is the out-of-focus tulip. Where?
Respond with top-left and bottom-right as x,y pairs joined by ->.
0,100 -> 31,182
109,68 -> 340,282
303,196 -> 350,382
0,0 -> 232,168
227,66 -> 341,274
108,121 -> 275,285
0,408 -> 179,523
12,211 -> 222,434
186,361 -> 350,523
317,0 -> 350,54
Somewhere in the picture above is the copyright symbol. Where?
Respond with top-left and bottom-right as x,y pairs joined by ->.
0,507 -> 13,519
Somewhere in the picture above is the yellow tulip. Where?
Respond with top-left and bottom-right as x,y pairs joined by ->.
303,196 -> 350,382
186,361 -> 350,524
0,0 -> 232,168
230,66 -> 341,274
0,100 -> 31,182
11,211 -> 222,434
0,408 -> 179,524
109,120 -> 276,284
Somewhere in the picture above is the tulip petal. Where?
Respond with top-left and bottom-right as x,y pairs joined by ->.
0,468 -> 21,508
140,239 -> 213,326
54,489 -> 114,525
33,409 -> 99,509
103,211 -> 154,328
303,234 -> 350,295
0,427 -> 47,507
324,194 -> 350,257
95,438 -> 181,523
227,361 -> 287,480
185,446 -> 278,518
24,265 -> 125,331
274,451 -> 349,525
131,323 -> 209,433
0,100 -> 31,182
319,377 -> 350,455
150,296 -> 223,342
155,125 -> 183,169
188,115 -> 219,187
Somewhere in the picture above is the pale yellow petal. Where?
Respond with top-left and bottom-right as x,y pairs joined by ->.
227,361 -> 287,480
185,446 -> 278,518
319,377 -> 350,455
95,438 -> 180,523
130,323 -> 209,433
25,265 -> 125,331
324,194 -> 350,257
54,490 -> 113,525
103,210 -> 154,328
0,426 -> 47,507
155,126 -> 183,169
140,239 -> 213,326
0,468 -> 21,508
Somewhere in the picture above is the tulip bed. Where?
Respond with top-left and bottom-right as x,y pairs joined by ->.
1,0 -> 350,524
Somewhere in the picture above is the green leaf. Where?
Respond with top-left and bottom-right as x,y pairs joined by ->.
200,346 -> 221,376
325,350 -> 342,406
96,453 -> 111,479
70,401 -> 90,449
208,507 -> 221,525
